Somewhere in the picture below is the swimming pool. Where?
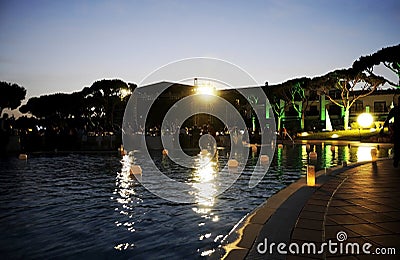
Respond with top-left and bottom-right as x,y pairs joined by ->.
0,143 -> 391,258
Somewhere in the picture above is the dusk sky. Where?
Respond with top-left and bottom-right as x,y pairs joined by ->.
1,0 -> 399,99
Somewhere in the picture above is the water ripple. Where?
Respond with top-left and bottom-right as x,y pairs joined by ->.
0,144 -> 389,258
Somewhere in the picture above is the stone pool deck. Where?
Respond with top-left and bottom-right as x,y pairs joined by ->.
222,159 -> 400,259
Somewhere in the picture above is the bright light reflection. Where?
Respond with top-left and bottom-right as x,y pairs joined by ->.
342,144 -> 349,163
194,164 -> 215,183
192,207 -> 212,215
113,153 -> 139,251
301,144 -> 308,162
191,152 -> 220,244
324,145 -> 332,168
114,243 -> 134,251
192,154 -> 218,208
201,249 -> 215,257
277,146 -> 283,167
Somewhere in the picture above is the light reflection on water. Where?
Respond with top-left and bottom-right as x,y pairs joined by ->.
113,155 -> 138,251
191,153 -> 219,256
191,153 -> 218,209
115,142 -> 391,258
0,143 -> 392,259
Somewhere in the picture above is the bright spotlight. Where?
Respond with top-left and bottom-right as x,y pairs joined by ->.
196,85 -> 215,96
357,113 -> 373,128
195,81 -> 216,97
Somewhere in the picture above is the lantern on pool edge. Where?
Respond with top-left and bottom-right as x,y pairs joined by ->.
307,165 -> 315,186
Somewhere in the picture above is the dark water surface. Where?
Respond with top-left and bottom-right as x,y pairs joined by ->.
0,143 -> 391,259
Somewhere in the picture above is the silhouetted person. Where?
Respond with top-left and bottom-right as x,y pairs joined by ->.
381,96 -> 400,168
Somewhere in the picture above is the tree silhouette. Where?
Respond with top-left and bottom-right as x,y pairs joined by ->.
19,92 -> 84,120
20,79 -> 136,132
353,44 -> 400,88
82,79 -> 136,130
0,81 -> 26,115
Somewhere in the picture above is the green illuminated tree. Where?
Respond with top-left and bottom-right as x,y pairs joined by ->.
281,77 -> 313,130
263,84 -> 292,131
316,69 -> 386,129
264,77 -> 314,131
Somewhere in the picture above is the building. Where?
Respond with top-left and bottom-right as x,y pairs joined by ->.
300,88 -> 400,131
137,82 -> 400,134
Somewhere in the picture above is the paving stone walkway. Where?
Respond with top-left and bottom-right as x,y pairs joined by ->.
245,160 -> 400,260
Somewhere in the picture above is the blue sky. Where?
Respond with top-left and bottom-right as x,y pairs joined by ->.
0,0 -> 399,98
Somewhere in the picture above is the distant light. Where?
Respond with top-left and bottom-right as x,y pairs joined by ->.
357,113 -> 373,128
195,80 -> 216,97
120,88 -> 131,100
196,85 -> 215,96
331,134 -> 339,138
369,128 -> 376,133
300,132 -> 309,137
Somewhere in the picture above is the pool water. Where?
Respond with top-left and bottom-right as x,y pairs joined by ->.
0,143 -> 391,259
